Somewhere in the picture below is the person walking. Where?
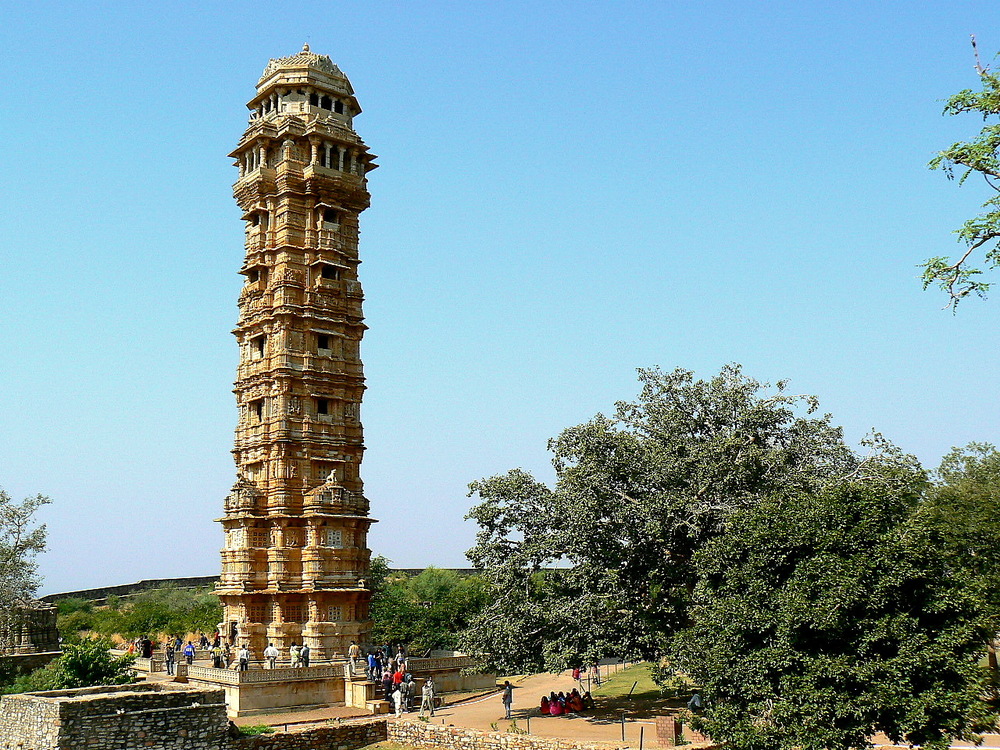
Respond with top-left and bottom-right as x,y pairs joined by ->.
264,642 -> 279,669
502,680 -> 513,719
381,669 -> 393,698
290,643 -> 302,668
182,641 -> 196,666
348,641 -> 361,674
212,642 -> 224,669
164,641 -> 176,676
420,677 -> 436,717
393,684 -> 404,718
238,644 -> 250,671
300,643 -> 311,667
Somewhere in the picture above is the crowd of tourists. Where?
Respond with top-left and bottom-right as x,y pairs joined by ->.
140,631 -> 321,673
539,688 -> 594,716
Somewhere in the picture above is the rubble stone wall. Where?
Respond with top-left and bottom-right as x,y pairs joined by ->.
0,691 -> 61,749
0,683 -> 228,750
231,718 -> 387,749
388,719 -> 630,750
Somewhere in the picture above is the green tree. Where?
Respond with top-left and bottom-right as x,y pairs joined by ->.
924,41 -> 1000,307
462,365 -> 858,674
56,587 -> 222,642
674,461 -> 997,750
370,564 -> 489,652
919,443 -> 1000,673
5,639 -> 135,694
0,489 -> 50,611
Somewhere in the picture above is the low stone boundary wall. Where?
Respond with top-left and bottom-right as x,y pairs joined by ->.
233,718 -> 387,749
388,719 -> 630,750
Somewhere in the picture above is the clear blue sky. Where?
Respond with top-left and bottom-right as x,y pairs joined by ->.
2,1 -> 1000,594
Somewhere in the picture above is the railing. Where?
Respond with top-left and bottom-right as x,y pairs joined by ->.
187,663 -> 345,685
407,656 -> 476,672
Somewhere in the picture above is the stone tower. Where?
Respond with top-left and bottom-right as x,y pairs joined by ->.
217,45 -> 377,661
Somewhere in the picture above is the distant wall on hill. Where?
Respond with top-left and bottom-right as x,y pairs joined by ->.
40,569 -> 482,604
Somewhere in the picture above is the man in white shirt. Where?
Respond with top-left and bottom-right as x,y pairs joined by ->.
238,645 -> 250,671
420,677 -> 436,717
263,643 -> 279,669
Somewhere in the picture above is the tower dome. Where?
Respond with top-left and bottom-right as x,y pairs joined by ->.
249,44 -> 361,120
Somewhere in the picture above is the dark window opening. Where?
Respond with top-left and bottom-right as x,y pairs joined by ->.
329,146 -> 339,169
248,269 -> 259,282
317,398 -> 329,415
252,399 -> 264,421
320,95 -> 332,109
251,214 -> 260,226
321,264 -> 340,280
253,335 -> 265,356
309,92 -> 319,106
323,208 -> 339,224
317,334 -> 329,350
334,100 -> 344,114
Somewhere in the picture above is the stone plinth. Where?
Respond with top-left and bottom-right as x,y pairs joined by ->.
187,663 -> 347,717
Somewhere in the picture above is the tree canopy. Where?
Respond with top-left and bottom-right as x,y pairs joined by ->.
0,488 -> 50,611
924,41 -> 1000,308
370,560 -> 489,653
56,586 -> 222,642
462,366 -> 1000,750
675,459 -> 997,750
462,365 -> 858,674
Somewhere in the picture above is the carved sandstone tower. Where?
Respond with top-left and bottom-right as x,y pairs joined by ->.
217,46 -> 377,660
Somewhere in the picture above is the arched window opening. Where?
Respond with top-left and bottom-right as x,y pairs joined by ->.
309,92 -> 319,106
334,100 -> 344,114
320,95 -> 332,109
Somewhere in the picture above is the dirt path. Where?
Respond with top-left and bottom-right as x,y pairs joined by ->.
411,669 -> 657,746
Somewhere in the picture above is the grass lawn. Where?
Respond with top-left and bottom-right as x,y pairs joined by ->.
592,663 -> 661,701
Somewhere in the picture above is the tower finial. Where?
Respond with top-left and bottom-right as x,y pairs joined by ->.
303,43 -> 310,53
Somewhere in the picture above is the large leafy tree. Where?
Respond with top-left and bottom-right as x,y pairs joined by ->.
370,562 -> 489,653
0,488 -> 50,611
919,443 -> 1000,673
462,365 -> 857,674
923,40 -> 1000,308
674,459 -> 998,750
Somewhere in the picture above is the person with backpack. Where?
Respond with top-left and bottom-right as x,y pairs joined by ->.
502,680 -> 514,719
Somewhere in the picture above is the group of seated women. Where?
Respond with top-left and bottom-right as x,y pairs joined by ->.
540,688 -> 593,715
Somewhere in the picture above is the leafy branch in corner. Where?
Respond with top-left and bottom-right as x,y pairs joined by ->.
924,35 -> 1000,310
